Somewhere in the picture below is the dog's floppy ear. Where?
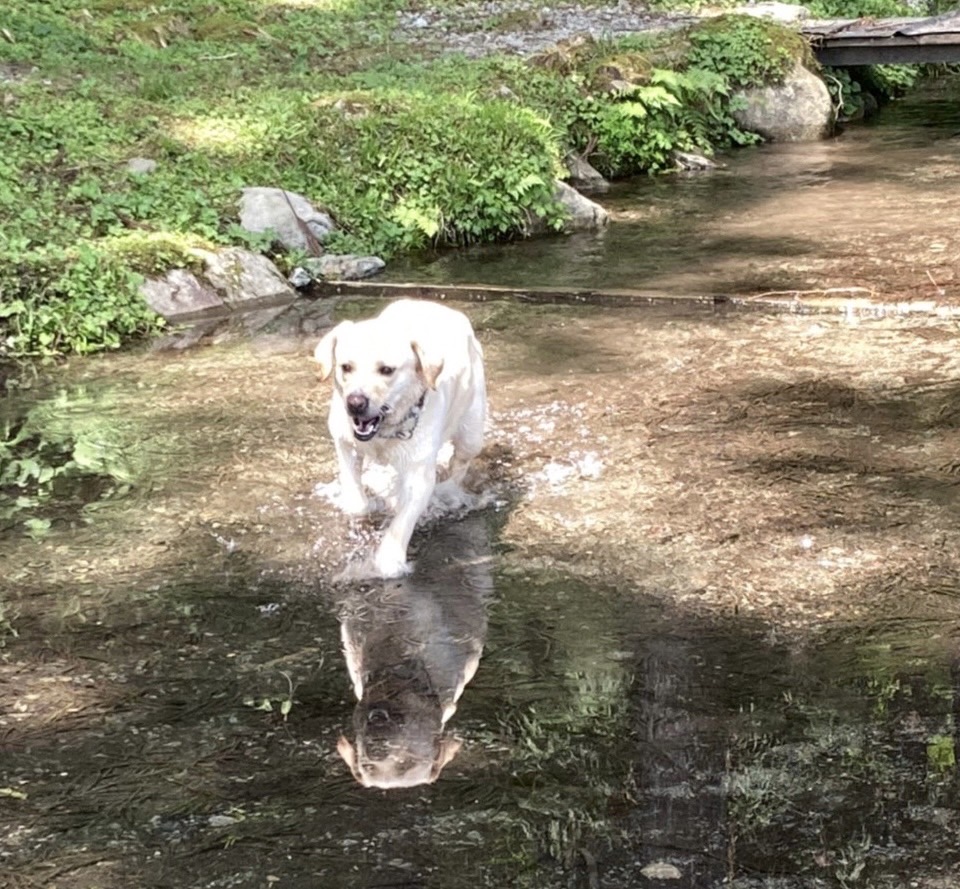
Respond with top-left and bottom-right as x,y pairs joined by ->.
337,735 -> 366,784
428,737 -> 463,783
313,321 -> 353,381
411,340 -> 444,390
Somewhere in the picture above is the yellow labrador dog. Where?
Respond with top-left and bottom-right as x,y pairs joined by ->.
314,299 -> 486,578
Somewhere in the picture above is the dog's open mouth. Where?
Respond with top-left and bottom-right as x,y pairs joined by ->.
352,413 -> 382,441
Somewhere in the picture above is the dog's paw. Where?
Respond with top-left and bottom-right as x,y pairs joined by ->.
340,493 -> 377,517
431,480 -> 477,512
372,555 -> 412,579
372,542 -> 412,579
315,481 -> 380,516
335,551 -> 411,582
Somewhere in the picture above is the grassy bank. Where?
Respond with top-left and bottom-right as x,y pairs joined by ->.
0,0 -> 926,361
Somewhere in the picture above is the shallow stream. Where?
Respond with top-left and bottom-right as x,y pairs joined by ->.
2,80 -> 960,888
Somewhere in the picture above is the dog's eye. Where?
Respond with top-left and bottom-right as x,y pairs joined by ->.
378,365 -> 395,377
340,363 -> 354,375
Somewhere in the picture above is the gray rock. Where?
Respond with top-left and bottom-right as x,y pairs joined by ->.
564,153 -> 609,192
529,180 -> 609,235
640,861 -> 683,880
126,157 -> 158,175
141,248 -> 297,323
556,179 -> 609,231
302,254 -> 386,281
238,187 -> 335,253
733,61 -> 834,143
141,269 -> 223,321
288,266 -> 314,289
195,247 -> 297,308
672,149 -> 723,172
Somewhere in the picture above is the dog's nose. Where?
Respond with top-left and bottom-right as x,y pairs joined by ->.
345,392 -> 369,417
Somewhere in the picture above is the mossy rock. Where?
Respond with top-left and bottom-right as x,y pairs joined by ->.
99,231 -> 211,276
681,14 -> 815,88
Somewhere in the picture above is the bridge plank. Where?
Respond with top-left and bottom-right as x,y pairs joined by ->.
801,11 -> 960,65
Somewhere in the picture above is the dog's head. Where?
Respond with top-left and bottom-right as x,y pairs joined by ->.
337,681 -> 462,789
314,318 -> 444,443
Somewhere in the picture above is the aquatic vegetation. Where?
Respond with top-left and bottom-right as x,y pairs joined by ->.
0,385 -> 161,533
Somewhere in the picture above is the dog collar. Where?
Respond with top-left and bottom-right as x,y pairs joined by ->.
382,391 -> 427,440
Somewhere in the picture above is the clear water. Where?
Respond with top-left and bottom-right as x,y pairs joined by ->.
389,77 -> 960,308
3,82 -> 960,889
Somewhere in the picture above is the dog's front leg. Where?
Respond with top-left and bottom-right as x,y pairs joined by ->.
334,438 -> 371,516
373,463 -> 436,578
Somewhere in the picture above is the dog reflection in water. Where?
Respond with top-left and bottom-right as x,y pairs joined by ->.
336,515 -> 493,789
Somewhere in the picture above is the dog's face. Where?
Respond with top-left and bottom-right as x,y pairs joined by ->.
337,685 -> 462,789
314,319 -> 444,442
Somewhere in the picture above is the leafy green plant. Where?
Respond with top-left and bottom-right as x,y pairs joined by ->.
569,67 -> 756,176
823,67 -> 867,120
800,0 -> 916,16
295,93 -> 565,254
0,0 -> 938,369
683,14 -> 811,89
1,243 -> 165,358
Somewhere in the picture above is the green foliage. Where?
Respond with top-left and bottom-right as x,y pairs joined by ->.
574,67 -> 757,176
823,67 -> 867,120
926,734 -> 956,772
800,0 -> 915,16
868,63 -> 921,98
0,0 -> 933,362
824,62 -> 920,120
295,94 -> 565,254
683,14 -> 810,89
1,242 -> 165,358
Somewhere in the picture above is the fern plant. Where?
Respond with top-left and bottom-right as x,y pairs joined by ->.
581,67 -> 756,176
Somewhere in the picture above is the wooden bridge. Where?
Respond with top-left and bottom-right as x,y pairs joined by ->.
802,10 -> 960,66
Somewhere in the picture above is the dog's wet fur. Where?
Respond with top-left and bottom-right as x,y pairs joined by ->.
315,299 -> 487,579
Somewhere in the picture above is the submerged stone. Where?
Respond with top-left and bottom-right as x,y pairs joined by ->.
301,254 -> 386,281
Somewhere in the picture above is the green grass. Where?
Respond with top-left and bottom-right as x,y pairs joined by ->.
0,0 -> 922,361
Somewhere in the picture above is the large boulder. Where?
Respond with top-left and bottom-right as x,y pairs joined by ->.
141,247 -> 297,322
238,187 -> 336,252
141,268 -> 222,320
733,61 -> 834,142
554,180 -> 609,232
